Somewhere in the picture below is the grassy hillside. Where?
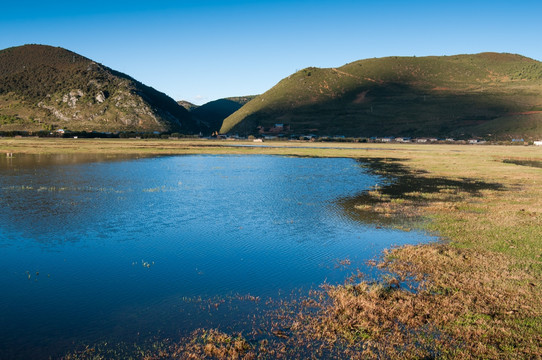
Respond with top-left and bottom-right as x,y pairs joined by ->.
224,96 -> 257,105
0,44 -> 198,133
221,53 -> 542,139
189,95 -> 256,133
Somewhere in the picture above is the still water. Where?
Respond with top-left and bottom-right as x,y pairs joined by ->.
0,154 -> 432,359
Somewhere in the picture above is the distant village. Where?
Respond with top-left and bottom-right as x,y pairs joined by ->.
1,123 -> 541,146
216,123 -> 542,146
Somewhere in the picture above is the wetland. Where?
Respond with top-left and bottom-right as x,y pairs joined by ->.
0,139 -> 541,359
0,153 -> 434,359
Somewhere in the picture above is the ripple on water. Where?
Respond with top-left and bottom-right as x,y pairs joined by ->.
0,154 -> 435,359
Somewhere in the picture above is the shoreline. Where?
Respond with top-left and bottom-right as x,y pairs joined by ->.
3,138 -> 542,358
2,137 -> 541,158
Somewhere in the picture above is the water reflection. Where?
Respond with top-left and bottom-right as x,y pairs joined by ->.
0,154 -> 150,245
0,154 -> 434,359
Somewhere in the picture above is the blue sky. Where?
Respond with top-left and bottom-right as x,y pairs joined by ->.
1,0 -> 541,104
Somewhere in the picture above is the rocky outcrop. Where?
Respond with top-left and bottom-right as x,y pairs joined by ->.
0,44 -> 198,133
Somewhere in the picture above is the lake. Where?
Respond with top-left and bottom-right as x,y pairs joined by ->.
0,154 -> 433,359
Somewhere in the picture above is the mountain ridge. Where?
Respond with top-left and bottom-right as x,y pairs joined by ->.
220,53 -> 542,139
186,96 -> 257,133
0,44 -> 198,133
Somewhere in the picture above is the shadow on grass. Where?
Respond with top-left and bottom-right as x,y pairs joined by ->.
503,159 -> 542,169
338,157 -> 505,227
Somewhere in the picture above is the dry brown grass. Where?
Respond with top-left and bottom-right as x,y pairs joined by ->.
300,153 -> 542,359
289,244 -> 540,359
171,330 -> 253,360
161,145 -> 542,359
9,139 -> 541,359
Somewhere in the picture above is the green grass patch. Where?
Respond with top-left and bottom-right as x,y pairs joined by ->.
2,139 -> 542,359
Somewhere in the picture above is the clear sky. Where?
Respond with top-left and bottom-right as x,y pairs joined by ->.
1,0 -> 541,105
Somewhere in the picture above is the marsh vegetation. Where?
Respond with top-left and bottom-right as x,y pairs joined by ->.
0,151 -> 434,359
1,139 -> 541,359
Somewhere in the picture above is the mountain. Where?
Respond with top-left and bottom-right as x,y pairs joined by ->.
220,53 -> 542,140
184,96 -> 256,133
0,44 -> 199,133
177,100 -> 199,112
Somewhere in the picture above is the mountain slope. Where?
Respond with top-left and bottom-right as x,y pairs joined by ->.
221,53 -> 542,139
0,44 -> 198,133
190,96 -> 256,133
177,100 -> 199,112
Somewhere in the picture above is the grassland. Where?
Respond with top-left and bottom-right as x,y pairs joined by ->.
2,138 -> 541,359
